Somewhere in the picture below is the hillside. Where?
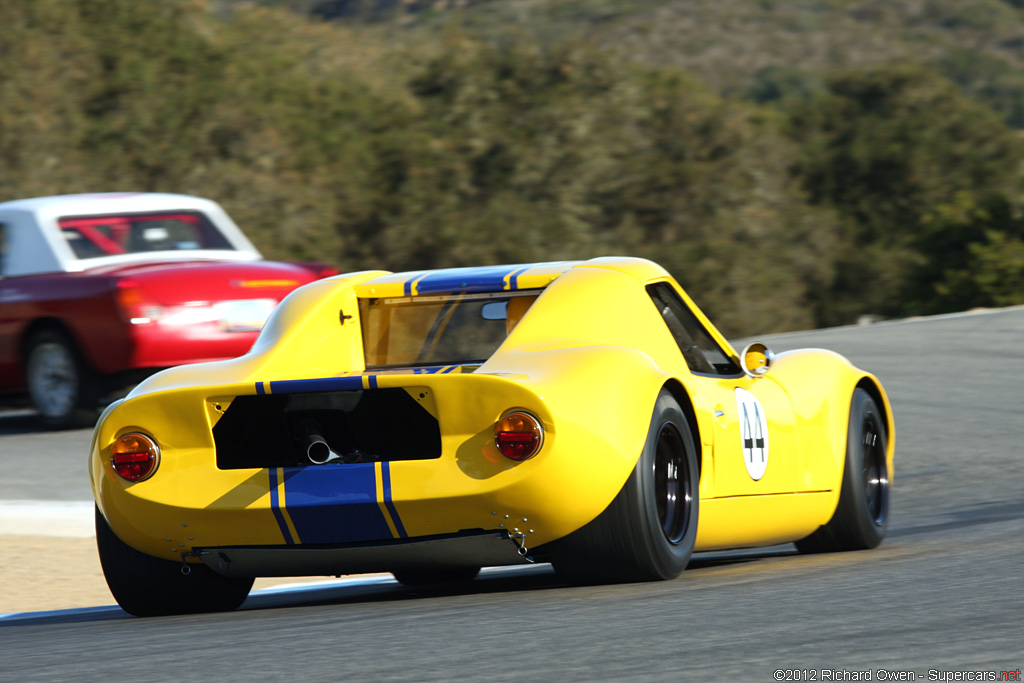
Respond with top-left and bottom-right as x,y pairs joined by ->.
231,0 -> 1024,121
4,0 -> 1024,336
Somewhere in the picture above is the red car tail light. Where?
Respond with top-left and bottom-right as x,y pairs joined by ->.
494,411 -> 544,461
111,433 -> 160,482
114,280 -> 153,324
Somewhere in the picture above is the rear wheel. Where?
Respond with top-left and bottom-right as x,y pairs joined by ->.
796,388 -> 890,553
25,329 -> 99,429
547,389 -> 699,583
95,507 -> 253,617
392,566 -> 481,587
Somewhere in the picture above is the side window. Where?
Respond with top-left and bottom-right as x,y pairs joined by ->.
646,282 -> 741,376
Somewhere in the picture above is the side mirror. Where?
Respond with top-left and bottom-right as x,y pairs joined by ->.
481,301 -> 508,321
740,342 -> 774,377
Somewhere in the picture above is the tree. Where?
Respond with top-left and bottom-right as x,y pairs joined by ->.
787,63 -> 1024,323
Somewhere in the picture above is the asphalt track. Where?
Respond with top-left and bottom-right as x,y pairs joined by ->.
1,308 -> 1023,681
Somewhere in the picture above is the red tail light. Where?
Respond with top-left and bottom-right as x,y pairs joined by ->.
114,279 -> 147,323
111,433 -> 160,482
494,411 -> 544,461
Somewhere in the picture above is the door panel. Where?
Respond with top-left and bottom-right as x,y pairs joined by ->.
704,374 -> 799,497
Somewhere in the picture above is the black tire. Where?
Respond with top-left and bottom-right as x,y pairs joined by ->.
392,566 -> 481,587
547,389 -> 699,584
95,507 -> 253,617
796,388 -> 890,553
25,328 -> 99,429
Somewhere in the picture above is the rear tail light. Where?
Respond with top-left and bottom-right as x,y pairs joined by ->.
115,280 -> 150,324
494,411 -> 544,461
111,433 -> 160,482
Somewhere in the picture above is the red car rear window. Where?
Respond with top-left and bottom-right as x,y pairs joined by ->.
58,211 -> 234,258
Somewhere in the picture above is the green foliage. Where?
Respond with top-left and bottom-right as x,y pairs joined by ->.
786,64 -> 1024,322
940,230 -> 1024,307
919,0 -> 1022,31
5,0 -> 1024,336
745,66 -> 825,105
355,33 -> 834,333
0,0 -> 97,198
931,48 -> 1024,128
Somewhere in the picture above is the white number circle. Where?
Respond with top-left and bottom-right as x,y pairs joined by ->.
735,388 -> 769,480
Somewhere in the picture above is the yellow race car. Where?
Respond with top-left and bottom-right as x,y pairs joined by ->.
89,257 -> 894,616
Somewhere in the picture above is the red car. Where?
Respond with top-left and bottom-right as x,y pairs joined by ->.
0,193 -> 337,428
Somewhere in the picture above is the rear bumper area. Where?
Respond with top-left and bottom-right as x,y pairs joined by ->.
195,530 -> 532,578
92,370 -> 641,570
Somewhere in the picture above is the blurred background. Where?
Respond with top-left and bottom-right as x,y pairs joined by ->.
5,0 -> 1024,338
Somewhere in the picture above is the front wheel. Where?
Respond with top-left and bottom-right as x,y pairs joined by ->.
96,507 -> 253,617
547,389 -> 699,584
796,388 -> 890,553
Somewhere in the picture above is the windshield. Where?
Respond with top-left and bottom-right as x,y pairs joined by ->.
58,211 -> 235,259
360,290 -> 539,369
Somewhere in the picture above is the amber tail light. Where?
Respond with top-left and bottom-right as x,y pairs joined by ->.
494,411 -> 544,461
111,433 -> 160,482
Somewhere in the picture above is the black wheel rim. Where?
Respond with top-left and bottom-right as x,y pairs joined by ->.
861,412 -> 889,527
654,422 -> 691,544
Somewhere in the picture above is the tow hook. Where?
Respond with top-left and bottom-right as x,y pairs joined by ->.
178,550 -> 205,575
510,530 -> 534,562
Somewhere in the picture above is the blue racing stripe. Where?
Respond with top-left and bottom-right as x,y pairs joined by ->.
255,382 -> 266,395
507,266 -> 529,290
281,464 -> 394,544
268,376 -> 364,394
403,272 -> 429,296
268,468 -> 295,545
415,265 -> 526,295
380,462 -> 407,538
368,374 -> 378,389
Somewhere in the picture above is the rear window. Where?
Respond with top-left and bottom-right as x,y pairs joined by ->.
360,291 -> 539,369
58,211 -> 234,259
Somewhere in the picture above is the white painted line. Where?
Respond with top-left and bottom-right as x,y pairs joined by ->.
0,604 -> 124,623
0,574 -> 398,622
0,500 -> 94,538
251,574 -> 397,595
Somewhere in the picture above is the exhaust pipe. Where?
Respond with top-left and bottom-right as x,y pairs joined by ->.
306,433 -> 342,465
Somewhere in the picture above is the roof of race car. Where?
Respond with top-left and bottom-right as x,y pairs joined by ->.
352,257 -> 670,298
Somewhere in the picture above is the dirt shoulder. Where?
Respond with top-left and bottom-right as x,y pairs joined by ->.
2,533 -> 354,616
4,534 -> 115,614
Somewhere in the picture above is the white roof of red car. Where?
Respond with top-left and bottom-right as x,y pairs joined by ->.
0,193 -> 261,277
